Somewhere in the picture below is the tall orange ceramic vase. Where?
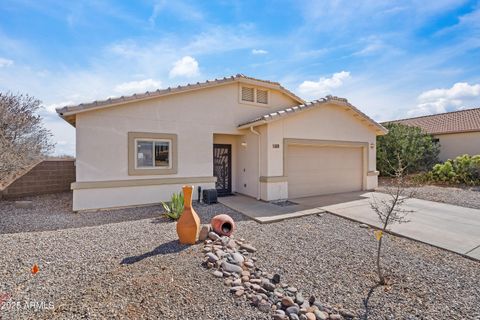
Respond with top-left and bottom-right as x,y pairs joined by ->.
176,185 -> 200,244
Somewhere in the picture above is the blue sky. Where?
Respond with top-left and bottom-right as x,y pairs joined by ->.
0,0 -> 479,155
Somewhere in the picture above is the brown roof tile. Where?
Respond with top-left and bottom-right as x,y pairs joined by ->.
385,108 -> 480,135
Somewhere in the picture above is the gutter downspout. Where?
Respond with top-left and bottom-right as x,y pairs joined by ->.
250,126 -> 261,200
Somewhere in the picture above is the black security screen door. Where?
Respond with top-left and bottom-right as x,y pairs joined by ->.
213,144 -> 232,196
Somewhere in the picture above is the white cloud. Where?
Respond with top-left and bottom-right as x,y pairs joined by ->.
0,57 -> 14,67
408,82 -> 480,116
251,49 -> 268,55
298,71 -> 351,97
114,78 -> 162,95
169,56 -> 199,78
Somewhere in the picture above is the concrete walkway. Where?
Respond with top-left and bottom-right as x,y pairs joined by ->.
293,192 -> 480,260
218,195 -> 323,223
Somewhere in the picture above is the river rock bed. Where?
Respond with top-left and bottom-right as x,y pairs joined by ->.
201,229 -> 355,320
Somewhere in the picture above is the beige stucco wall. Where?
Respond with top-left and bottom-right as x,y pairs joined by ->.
259,103 -> 378,200
73,183 -> 216,211
235,128 -> 263,198
73,82 -> 298,210
435,131 -> 480,161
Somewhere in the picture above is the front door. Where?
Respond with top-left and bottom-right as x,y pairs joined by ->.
213,144 -> 232,196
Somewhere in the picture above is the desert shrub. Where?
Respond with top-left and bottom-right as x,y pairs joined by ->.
428,154 -> 480,185
161,192 -> 184,220
377,123 -> 440,176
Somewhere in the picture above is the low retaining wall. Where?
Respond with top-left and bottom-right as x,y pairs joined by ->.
1,160 -> 75,199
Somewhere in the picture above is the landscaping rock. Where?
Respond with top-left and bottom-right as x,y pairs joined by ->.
212,270 -> 223,278
221,261 -> 243,274
234,289 -> 244,297
287,286 -> 298,293
339,309 -> 355,318
286,305 -> 300,316
262,279 -> 276,292
199,225 -> 210,241
272,273 -> 281,284
239,243 -> 257,252
314,310 -> 328,320
289,313 -> 300,320
206,252 -> 218,263
305,313 -> 316,320
282,296 -> 295,307
295,292 -> 304,305
231,252 -> 244,265
229,286 -> 244,292
258,300 -> 272,313
208,231 -> 220,241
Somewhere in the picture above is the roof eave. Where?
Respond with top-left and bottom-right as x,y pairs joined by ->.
55,75 -> 305,119
238,98 -> 388,136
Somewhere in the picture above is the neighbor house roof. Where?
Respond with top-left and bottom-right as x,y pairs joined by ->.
384,107 -> 480,135
56,74 -> 305,126
238,95 -> 388,135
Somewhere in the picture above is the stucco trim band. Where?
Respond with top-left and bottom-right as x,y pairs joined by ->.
259,176 -> 288,183
71,176 -> 217,190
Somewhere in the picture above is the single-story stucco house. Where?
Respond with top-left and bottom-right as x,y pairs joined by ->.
56,74 -> 387,211
385,107 -> 480,161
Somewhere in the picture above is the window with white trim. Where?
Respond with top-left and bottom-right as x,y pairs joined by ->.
135,139 -> 171,169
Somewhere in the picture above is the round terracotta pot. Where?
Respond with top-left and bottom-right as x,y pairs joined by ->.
176,185 -> 200,244
210,214 -> 235,237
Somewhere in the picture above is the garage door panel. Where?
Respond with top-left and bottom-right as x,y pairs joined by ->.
287,145 -> 363,198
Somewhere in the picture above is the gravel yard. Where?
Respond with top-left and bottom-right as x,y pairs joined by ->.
378,178 -> 480,210
1,196 -> 479,319
0,192 -> 161,234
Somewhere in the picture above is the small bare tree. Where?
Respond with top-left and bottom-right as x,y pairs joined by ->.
370,157 -> 415,285
0,92 -> 54,183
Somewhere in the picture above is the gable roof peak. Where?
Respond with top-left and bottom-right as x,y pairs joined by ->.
56,74 -> 305,126
238,95 -> 388,135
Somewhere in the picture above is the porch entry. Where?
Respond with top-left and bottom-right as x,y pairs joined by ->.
213,144 -> 232,196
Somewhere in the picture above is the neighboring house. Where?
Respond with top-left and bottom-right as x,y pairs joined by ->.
385,108 -> 480,161
57,74 -> 387,211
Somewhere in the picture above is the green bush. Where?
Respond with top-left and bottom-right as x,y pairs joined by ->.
161,192 -> 184,220
377,123 -> 440,176
428,154 -> 480,185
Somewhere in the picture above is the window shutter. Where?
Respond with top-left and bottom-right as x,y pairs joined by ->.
241,87 -> 254,102
256,89 -> 268,104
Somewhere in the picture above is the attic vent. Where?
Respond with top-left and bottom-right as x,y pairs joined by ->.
256,89 -> 268,104
241,87 -> 255,102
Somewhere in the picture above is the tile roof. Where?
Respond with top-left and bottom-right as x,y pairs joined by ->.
238,95 -> 388,135
56,74 -> 305,126
384,107 -> 480,135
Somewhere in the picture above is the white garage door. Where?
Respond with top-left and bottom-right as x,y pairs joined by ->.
287,144 -> 363,198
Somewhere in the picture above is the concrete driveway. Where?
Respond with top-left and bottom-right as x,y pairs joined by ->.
293,192 -> 480,260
